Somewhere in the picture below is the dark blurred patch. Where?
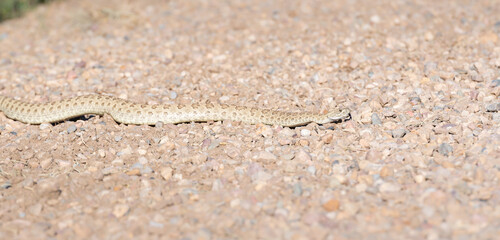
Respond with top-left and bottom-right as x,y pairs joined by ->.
0,0 -> 58,22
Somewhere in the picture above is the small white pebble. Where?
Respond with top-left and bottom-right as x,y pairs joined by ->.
169,91 -> 177,99
370,15 -> 381,23
137,148 -> 147,155
138,156 -> 148,164
67,125 -> 77,133
160,167 -> 173,181
98,149 -> 106,158
300,129 -> 311,137
307,165 -> 316,175
414,175 -> 425,183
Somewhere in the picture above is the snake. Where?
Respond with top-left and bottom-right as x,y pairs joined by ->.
0,94 -> 350,127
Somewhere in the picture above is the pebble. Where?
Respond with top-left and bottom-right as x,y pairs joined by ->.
112,204 -> 130,218
371,113 -> 382,125
160,167 -> 173,180
67,125 -> 77,133
111,158 -> 124,166
414,175 -> 425,183
391,129 -> 407,138
126,168 -> 141,176
486,103 -> 499,112
114,136 -> 122,142
256,151 -> 277,162
98,149 -> 106,158
292,183 -> 302,196
155,121 -> 164,128
307,165 -> 316,175
149,221 -> 164,228
370,15 -> 381,23
322,199 -> 340,212
379,166 -> 394,177
39,123 -> 51,130
130,162 -> 144,169
258,125 -> 273,138
355,183 -> 367,193
212,179 -> 223,191
225,147 -> 240,159
424,62 -> 437,76
321,134 -> 333,144
169,91 -> 177,99
298,139 -> 309,146
1,181 -> 12,189
141,166 -> 153,175
28,203 -> 42,216
252,171 -> 272,183
379,182 -> 401,193
491,79 -> 500,87
438,143 -> 453,156
137,148 -> 147,155
294,149 -> 312,162
300,129 -> 311,137
278,128 -> 296,138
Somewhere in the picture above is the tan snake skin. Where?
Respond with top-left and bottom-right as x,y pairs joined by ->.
0,95 -> 350,127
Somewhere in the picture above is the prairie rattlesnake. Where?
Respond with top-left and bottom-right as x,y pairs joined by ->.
0,95 -> 350,127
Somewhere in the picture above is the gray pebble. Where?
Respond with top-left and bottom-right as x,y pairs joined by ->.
433,105 -> 445,111
155,121 -> 164,128
292,183 -> 302,196
491,79 -> 500,87
430,75 -> 442,82
307,165 -> 316,175
486,103 -> 499,112
141,166 -> 153,175
371,113 -> 382,125
169,91 -> 177,99
391,129 -> 407,138
114,136 -> 122,142
366,186 -> 378,195
0,125 -> 4,130
67,125 -> 77,133
438,143 -> 453,156
470,71 -> 482,82
10,131 -> 17,136
409,97 -> 422,105
101,167 -> 115,175
493,113 -> 500,123
130,162 -> 144,170
149,221 -> 164,228
39,123 -> 51,130
267,67 -> 275,75
424,62 -> 437,76
1,181 -> 12,189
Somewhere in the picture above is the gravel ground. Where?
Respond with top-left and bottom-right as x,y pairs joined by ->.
0,0 -> 499,239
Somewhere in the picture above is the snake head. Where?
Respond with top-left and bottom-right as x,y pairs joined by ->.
327,108 -> 351,122
314,108 -> 351,125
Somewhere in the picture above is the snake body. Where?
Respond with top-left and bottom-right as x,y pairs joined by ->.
0,95 -> 350,127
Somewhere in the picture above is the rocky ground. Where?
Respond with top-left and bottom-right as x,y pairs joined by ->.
0,0 -> 499,239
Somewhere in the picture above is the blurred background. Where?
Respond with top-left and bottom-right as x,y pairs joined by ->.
0,0 -> 56,21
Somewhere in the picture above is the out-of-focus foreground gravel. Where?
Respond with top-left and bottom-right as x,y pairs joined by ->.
0,0 -> 499,239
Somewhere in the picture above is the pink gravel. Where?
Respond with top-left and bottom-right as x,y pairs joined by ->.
0,0 -> 499,239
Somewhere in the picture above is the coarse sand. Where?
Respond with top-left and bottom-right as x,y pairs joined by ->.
0,0 -> 499,239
